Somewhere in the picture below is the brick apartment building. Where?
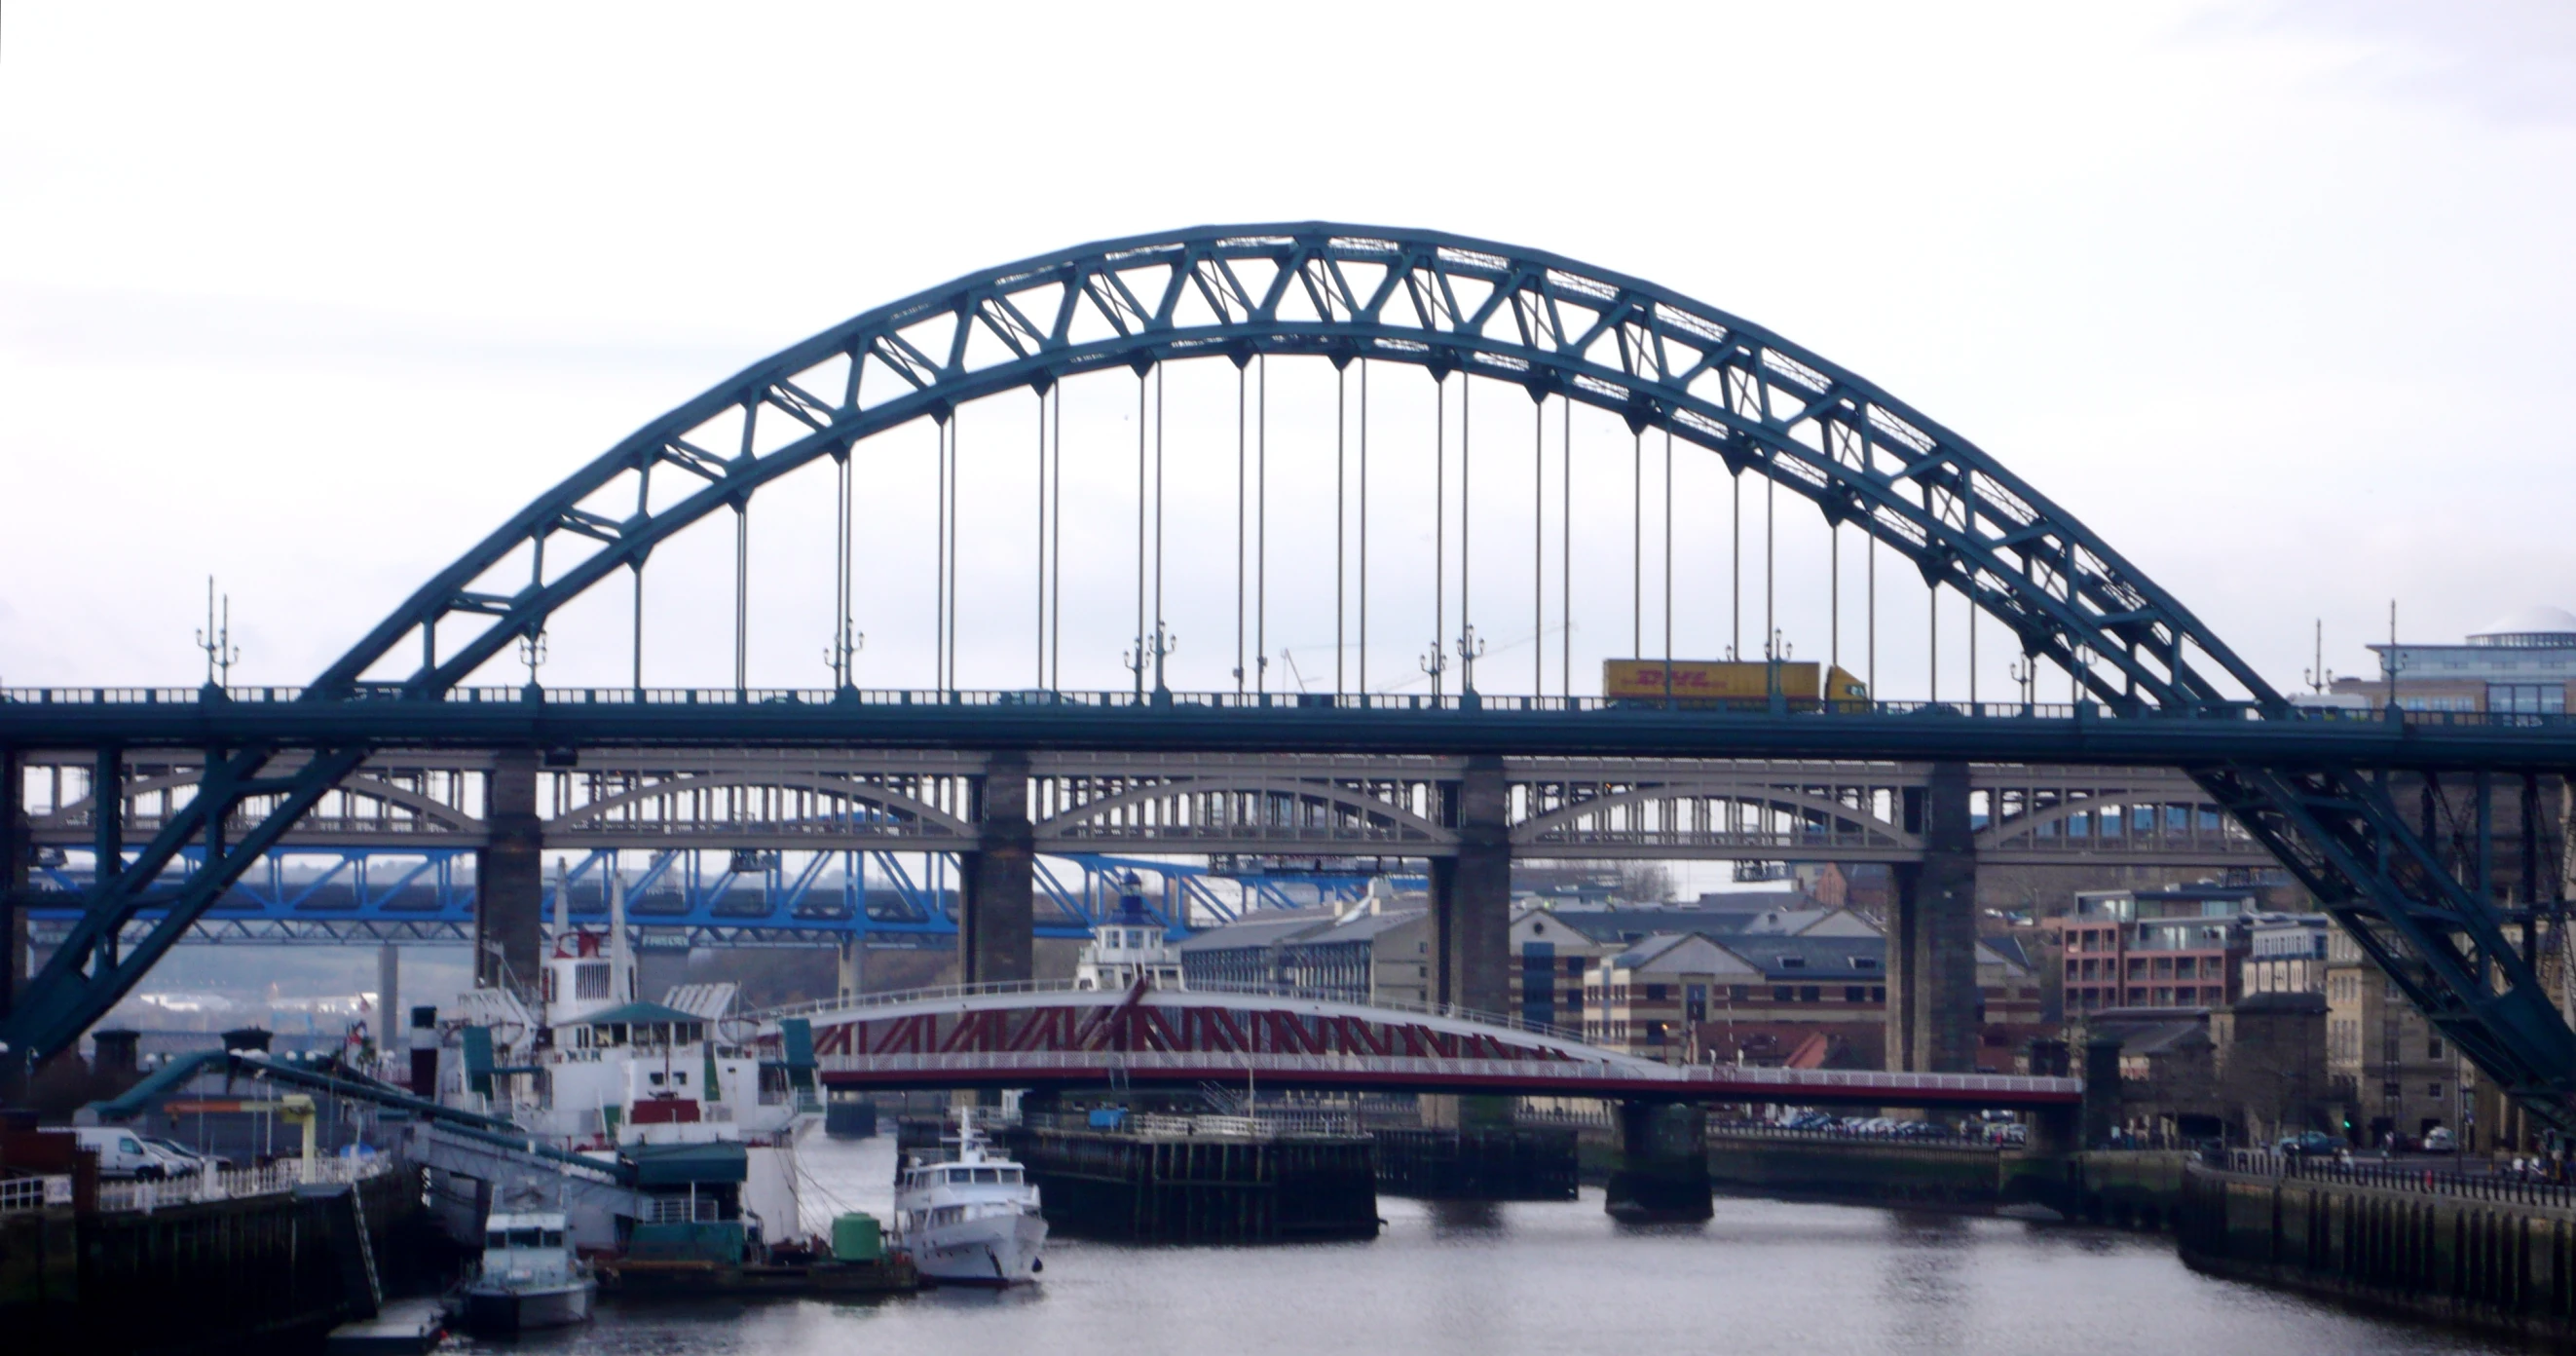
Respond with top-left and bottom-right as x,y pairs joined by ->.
2051,885 -> 2266,1012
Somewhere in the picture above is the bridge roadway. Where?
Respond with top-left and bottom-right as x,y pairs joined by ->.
12,742 -> 2273,864
6,687 -> 2573,771
768,980 -> 2082,1110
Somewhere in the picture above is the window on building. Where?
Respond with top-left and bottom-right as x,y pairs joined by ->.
1872,986 -> 1885,1001
2485,683 -> 2566,721
1645,1022 -> 1666,1045
1799,985 -> 1820,1003
1773,986 -> 1793,1002
2428,1037 -> 2445,1060
1646,984 -> 1667,1001
1780,956 -> 1807,969
2429,1083 -> 2445,1100
1845,986 -> 1865,1003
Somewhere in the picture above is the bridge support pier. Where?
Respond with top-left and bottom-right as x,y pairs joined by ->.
2081,1036 -> 2122,1149
1885,761 -> 1978,1074
1433,755 -> 1511,1016
837,938 -> 865,1002
958,752 -> 1034,987
474,750 -> 542,996
1605,1101 -> 1712,1223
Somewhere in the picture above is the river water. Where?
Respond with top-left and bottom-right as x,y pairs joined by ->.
447,1131 -> 2518,1356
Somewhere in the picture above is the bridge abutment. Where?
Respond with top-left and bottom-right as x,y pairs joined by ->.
473,750 -> 542,995
1606,1100 -> 1713,1222
958,752 -> 1034,986
1434,755 -> 1511,1016
1885,761 -> 1978,1074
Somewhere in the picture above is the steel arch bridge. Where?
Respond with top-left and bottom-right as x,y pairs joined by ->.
6,222 -> 2575,1132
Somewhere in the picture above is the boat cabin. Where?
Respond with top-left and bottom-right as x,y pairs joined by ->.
480,1211 -> 580,1285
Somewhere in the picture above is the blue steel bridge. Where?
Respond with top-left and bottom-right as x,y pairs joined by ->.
5,223 -> 2576,1132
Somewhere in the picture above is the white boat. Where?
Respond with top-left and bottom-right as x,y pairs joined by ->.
894,1113 -> 1048,1285
452,1210 -> 596,1333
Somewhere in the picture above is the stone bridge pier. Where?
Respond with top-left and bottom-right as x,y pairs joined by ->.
958,751 -> 1035,986
1606,1100 -> 1714,1222
1886,761 -> 1979,1074
1433,755 -> 1512,1016
474,749 -> 542,994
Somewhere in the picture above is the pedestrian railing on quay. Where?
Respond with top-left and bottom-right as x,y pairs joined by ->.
92,1154 -> 395,1215
2221,1148 -> 2576,1210
0,1174 -> 74,1216
1707,1121 -> 2010,1150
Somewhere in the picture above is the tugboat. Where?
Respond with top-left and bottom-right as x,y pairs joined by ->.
893,1111 -> 1048,1285
452,1210 -> 597,1333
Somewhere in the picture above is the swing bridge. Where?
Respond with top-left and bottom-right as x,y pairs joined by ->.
6,223 -> 2576,1132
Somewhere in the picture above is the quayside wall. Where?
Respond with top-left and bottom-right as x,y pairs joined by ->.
1701,1128 -> 2022,1206
2177,1159 -> 2576,1343
2,1164 -> 421,1353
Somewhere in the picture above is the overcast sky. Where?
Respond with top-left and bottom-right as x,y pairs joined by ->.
5,2 -> 2574,698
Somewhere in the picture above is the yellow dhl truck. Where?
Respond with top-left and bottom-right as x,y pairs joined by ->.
1601,659 -> 1869,710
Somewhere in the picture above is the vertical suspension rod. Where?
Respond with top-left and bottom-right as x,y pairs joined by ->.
1433,372 -> 1446,698
1236,361 -> 1248,694
1731,470 -> 1741,659
1050,386 -> 1063,691
1256,354 -> 1268,696
733,503 -> 750,694
1134,371 -> 1147,696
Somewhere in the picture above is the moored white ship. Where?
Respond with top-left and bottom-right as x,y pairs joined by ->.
894,1112 -> 1047,1285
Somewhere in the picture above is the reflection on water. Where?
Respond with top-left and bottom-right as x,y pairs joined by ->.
445,1130 -> 2517,1356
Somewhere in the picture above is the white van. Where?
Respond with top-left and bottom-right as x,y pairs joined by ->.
72,1126 -> 168,1180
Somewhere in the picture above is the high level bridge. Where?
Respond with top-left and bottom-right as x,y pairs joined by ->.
5,223 -> 2574,1130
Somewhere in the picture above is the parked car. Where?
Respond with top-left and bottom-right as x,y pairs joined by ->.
2424,1126 -> 2457,1152
2274,1131 -> 2340,1158
141,1137 -> 225,1175
71,1126 -> 168,1180
1783,1111 -> 1838,1131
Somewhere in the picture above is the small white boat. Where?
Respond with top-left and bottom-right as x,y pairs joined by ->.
452,1210 -> 597,1333
894,1113 -> 1048,1285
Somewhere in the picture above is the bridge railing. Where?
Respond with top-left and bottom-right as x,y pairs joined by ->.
9,684 -> 2569,731
2221,1148 -> 2576,1209
754,978 -> 1597,1047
